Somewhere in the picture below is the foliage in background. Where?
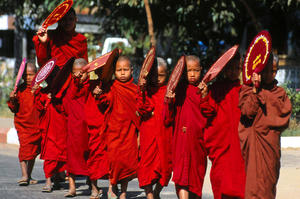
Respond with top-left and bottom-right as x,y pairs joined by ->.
283,84 -> 300,118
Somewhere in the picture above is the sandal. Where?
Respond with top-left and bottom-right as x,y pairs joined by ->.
18,178 -> 29,186
64,192 -> 76,197
42,184 -> 52,193
29,178 -> 38,185
90,191 -> 101,199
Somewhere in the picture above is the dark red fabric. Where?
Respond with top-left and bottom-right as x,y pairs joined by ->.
7,83 -> 41,162
97,78 -> 139,185
34,88 -> 51,160
85,80 -> 109,180
239,82 -> 292,199
137,85 -> 172,188
39,97 -> 68,163
63,79 -> 89,176
43,160 -> 66,178
201,79 -> 246,199
32,27 -> 88,68
165,84 -> 207,197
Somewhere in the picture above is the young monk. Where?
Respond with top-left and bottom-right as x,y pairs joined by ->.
63,58 -> 89,197
137,57 -> 172,199
73,67 -> 109,199
33,7 -> 88,68
36,61 -> 74,192
165,55 -> 207,199
239,53 -> 292,199
7,62 -> 41,186
199,52 -> 246,199
93,56 -> 139,199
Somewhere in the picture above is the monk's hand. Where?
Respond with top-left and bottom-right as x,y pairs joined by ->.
93,86 -> 103,97
138,77 -> 146,91
37,27 -> 48,44
47,93 -> 52,99
198,81 -> 208,98
165,90 -> 175,100
9,91 -> 16,99
252,72 -> 261,93
31,83 -> 39,94
79,71 -> 88,83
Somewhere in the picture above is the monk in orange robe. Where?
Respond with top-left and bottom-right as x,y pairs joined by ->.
32,7 -> 88,68
137,57 -> 172,199
165,56 -> 207,199
199,52 -> 246,199
94,56 -> 139,199
239,54 -> 292,199
7,62 -> 41,186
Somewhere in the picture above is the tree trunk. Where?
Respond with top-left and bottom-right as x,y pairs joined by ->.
144,0 -> 156,47
240,0 -> 262,32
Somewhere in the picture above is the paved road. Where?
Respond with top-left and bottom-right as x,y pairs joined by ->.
0,144 -> 299,199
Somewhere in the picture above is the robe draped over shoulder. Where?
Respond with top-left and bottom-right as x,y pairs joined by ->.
238,81 -> 292,199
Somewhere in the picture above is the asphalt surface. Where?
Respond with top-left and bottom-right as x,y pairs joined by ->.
0,144 -> 299,199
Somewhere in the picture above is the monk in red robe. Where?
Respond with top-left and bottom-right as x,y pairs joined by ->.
199,52 -> 246,199
94,56 -> 139,199
7,62 -> 41,186
165,55 -> 207,199
239,54 -> 292,199
32,7 -> 88,68
83,72 -> 109,199
62,58 -> 90,197
137,57 -> 172,199
34,61 -> 74,192
71,66 -> 109,199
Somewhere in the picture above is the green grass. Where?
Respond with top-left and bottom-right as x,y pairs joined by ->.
282,129 -> 300,137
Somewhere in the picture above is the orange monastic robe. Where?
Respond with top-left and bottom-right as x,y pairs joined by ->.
32,27 -> 88,68
96,78 -> 139,185
137,86 -> 172,188
7,83 -> 41,162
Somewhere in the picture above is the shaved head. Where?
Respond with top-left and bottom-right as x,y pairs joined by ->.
117,56 -> 131,65
74,58 -> 88,67
157,57 -> 167,71
26,62 -> 37,73
186,55 -> 201,67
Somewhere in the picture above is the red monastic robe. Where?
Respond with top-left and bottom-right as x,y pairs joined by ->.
85,80 -> 109,180
35,91 -> 68,178
200,79 -> 246,199
96,78 -> 139,185
7,83 -> 41,162
32,27 -> 88,68
63,78 -> 89,176
239,81 -> 292,199
165,84 -> 207,197
137,85 -> 172,188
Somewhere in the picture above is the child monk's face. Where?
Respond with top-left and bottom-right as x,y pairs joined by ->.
59,11 -> 76,32
24,64 -> 36,85
115,60 -> 132,83
186,60 -> 202,85
224,59 -> 241,81
157,65 -> 167,86
72,64 -> 87,80
261,58 -> 275,85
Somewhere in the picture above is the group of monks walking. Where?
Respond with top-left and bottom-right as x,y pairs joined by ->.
7,7 -> 292,199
